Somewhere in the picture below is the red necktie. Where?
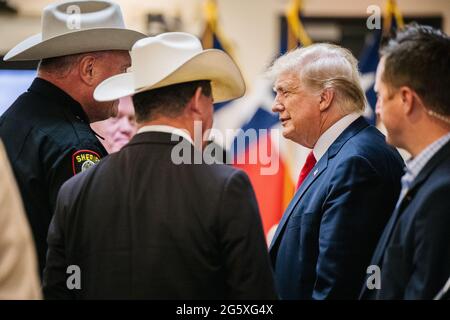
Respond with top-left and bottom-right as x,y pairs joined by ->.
296,151 -> 317,190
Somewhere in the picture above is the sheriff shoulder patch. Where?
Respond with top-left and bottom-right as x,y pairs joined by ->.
72,150 -> 101,175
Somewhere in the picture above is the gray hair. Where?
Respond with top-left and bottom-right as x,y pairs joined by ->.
268,43 -> 367,114
37,51 -> 108,78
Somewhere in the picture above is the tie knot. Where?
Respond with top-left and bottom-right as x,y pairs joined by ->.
306,150 -> 317,166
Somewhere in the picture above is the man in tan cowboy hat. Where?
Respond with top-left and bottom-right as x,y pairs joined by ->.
0,0 -> 145,276
43,32 -> 277,299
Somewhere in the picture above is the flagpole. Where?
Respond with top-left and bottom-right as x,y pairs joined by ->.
285,0 -> 312,48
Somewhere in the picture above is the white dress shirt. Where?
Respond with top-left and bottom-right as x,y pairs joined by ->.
137,125 -> 194,145
313,113 -> 361,161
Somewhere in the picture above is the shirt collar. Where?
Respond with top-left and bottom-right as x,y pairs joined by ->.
313,112 -> 361,161
404,131 -> 450,180
137,125 -> 194,145
29,77 -> 90,123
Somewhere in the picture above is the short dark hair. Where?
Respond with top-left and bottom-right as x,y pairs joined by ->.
38,54 -> 81,76
132,80 -> 212,123
380,23 -> 450,116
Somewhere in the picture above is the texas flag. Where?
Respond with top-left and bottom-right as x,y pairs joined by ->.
359,0 -> 404,124
201,0 -> 310,244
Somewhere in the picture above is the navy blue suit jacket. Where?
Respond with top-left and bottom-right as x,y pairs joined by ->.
360,139 -> 450,300
269,117 -> 404,299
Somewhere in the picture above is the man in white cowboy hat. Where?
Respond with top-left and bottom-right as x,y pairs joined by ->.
43,32 -> 277,299
0,0 -> 145,276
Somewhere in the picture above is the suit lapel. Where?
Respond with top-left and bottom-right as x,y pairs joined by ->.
269,117 -> 370,252
368,140 -> 450,270
360,140 -> 450,299
269,156 -> 328,251
405,140 -> 450,193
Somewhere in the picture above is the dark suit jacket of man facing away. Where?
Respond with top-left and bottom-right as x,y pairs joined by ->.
270,117 -> 404,299
361,139 -> 450,300
43,131 -> 277,299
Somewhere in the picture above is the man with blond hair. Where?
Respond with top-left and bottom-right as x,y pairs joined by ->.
268,43 -> 404,299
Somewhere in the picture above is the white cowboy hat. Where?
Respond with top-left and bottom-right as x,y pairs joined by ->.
93,32 -> 246,104
3,0 -> 146,61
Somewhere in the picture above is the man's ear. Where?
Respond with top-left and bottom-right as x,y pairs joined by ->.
319,88 -> 334,112
187,87 -> 204,116
78,55 -> 97,86
398,86 -> 415,115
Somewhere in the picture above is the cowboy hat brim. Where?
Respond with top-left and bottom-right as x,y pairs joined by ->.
3,28 -> 146,61
94,49 -> 246,104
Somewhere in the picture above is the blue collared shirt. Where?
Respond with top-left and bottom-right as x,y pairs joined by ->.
397,132 -> 450,205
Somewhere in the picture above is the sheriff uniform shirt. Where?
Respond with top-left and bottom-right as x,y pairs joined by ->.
0,77 -> 108,276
